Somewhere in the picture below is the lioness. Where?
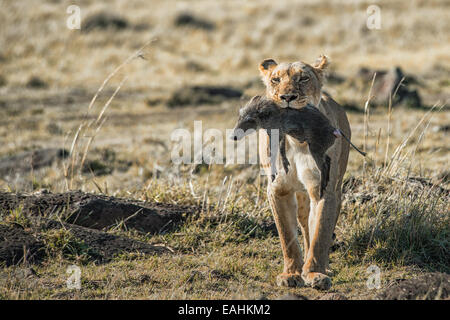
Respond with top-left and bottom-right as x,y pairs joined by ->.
258,56 -> 351,290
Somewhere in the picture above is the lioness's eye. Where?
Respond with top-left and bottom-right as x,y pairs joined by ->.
294,74 -> 309,83
271,77 -> 280,84
299,75 -> 309,82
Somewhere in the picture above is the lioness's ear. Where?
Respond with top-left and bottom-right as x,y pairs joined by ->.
313,55 -> 329,72
313,55 -> 329,81
259,58 -> 277,78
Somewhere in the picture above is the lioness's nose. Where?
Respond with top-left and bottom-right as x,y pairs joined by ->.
280,94 -> 298,102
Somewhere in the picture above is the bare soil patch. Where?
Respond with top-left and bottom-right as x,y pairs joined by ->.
0,219 -> 171,266
39,218 -> 171,263
377,273 -> 449,300
0,224 -> 45,266
0,190 -> 198,234
0,190 -> 199,266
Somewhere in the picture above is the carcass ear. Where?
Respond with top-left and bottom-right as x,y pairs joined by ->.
249,95 -> 262,104
259,58 -> 277,79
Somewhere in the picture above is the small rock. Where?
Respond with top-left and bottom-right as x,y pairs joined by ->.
356,67 -> 422,108
14,267 -> 37,278
167,85 -> 242,108
82,159 -> 113,176
82,12 -> 129,32
187,271 -> 204,283
26,77 -> 48,89
209,269 -> 232,280
46,123 -> 63,135
327,71 -> 346,85
432,124 -> 450,133
0,74 -> 6,87
185,60 -> 207,72
174,12 -> 215,31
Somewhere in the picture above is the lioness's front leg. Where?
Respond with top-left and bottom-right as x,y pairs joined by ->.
296,192 -> 310,261
267,187 -> 304,287
301,183 -> 338,290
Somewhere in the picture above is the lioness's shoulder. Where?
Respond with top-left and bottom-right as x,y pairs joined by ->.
320,91 -> 341,109
319,91 -> 350,135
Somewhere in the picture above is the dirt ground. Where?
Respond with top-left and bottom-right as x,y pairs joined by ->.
376,272 -> 449,300
1,190 -> 448,300
0,190 -> 197,233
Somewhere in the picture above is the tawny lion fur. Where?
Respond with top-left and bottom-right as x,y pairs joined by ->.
258,55 -> 351,289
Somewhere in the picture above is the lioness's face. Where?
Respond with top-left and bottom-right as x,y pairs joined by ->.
259,56 -> 329,109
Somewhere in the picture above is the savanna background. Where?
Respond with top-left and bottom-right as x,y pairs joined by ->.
0,0 -> 448,300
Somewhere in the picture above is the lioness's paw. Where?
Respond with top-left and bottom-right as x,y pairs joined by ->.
276,273 -> 304,288
302,272 -> 332,290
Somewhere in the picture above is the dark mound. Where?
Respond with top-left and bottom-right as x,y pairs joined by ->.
0,148 -> 69,178
0,219 -> 171,266
356,66 -> 422,108
82,12 -> 129,32
0,74 -> 6,87
174,13 -> 215,31
0,191 -> 197,234
167,85 -> 242,108
377,273 -> 449,300
26,76 -> 48,89
0,224 -> 45,266
39,219 -> 170,263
